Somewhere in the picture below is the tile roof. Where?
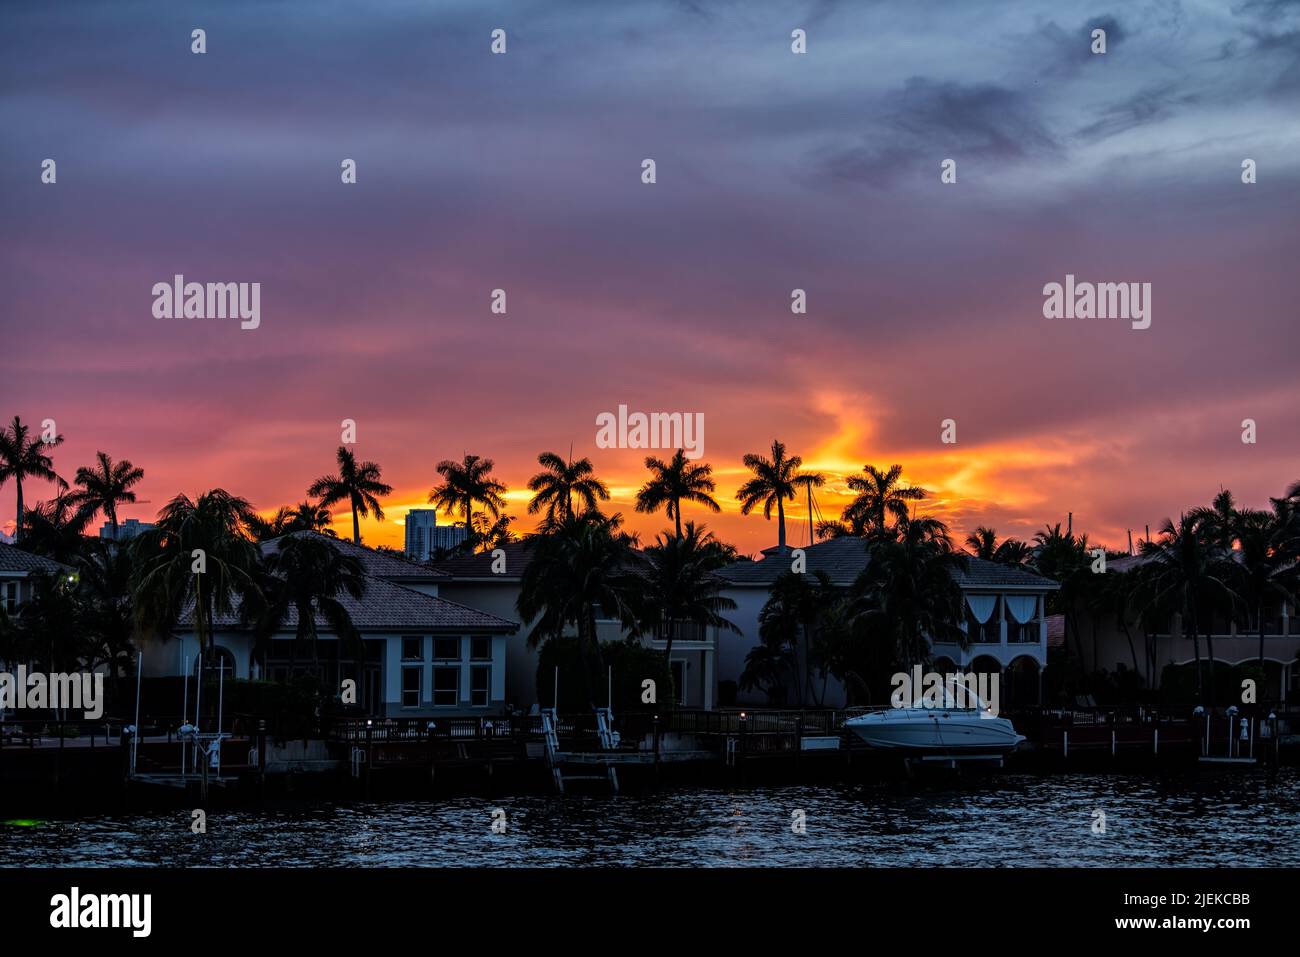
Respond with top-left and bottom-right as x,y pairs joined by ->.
951,557 -> 1060,591
428,539 -> 537,580
264,531 -> 449,580
0,542 -> 73,575
182,574 -> 516,633
714,536 -> 1058,590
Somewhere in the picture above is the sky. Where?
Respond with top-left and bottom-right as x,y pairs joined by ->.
1,0 -> 1298,555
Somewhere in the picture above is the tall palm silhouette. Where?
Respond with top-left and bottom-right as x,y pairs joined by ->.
308,447 -> 392,545
517,510 -> 643,708
0,415 -> 66,542
735,440 -> 820,551
1232,507 -> 1297,681
642,522 -> 739,664
1138,513 -> 1237,703
527,451 -> 608,525
849,517 -> 968,670
132,489 -> 261,654
842,464 -> 927,535
250,534 -> 367,665
66,451 -> 145,539
636,449 -> 721,540
429,454 -> 508,544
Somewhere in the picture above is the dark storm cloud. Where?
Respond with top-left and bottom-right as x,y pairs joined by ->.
809,79 -> 1058,187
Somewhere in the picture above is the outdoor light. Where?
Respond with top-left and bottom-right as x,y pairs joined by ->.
739,712 -> 747,720
365,719 -> 372,727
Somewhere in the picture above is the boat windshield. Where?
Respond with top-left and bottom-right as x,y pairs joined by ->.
906,683 -> 992,712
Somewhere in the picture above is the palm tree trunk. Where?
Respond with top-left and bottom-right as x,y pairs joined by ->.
1257,601 -> 1265,674
663,617 -> 676,698
1188,610 -> 1203,702
14,478 -> 23,542
777,496 -> 786,550
1119,618 -> 1140,685
1205,626 -> 1215,706
350,502 -> 361,545
673,498 -> 682,540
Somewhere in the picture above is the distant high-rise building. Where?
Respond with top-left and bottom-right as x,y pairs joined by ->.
403,509 -> 467,560
99,518 -> 155,542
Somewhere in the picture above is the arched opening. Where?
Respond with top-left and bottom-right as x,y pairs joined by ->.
931,655 -> 959,679
1006,656 -> 1041,708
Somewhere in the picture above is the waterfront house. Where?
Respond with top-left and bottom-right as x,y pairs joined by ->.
431,542 -> 720,710
0,541 -> 72,617
713,537 -> 1060,708
1073,552 -> 1300,705
146,532 -> 518,717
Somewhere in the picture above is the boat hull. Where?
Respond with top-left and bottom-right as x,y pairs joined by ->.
845,709 -> 1025,754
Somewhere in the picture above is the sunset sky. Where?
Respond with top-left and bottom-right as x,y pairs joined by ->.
2,0 -> 1298,555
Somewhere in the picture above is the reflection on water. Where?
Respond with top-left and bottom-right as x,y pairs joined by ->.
3,769 -> 1298,867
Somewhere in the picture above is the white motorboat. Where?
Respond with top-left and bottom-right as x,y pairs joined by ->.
844,691 -> 1025,755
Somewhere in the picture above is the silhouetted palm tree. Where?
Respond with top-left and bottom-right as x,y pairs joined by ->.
18,490 -> 93,564
527,451 -> 609,525
470,511 -> 516,553
132,490 -> 261,654
78,539 -> 138,695
1138,513 -> 1237,703
66,451 -> 144,539
250,534 -> 366,665
1233,507 -> 1298,681
755,570 -> 839,706
636,449 -> 721,540
736,440 -> 820,551
849,517 -> 967,670
0,415 -> 66,542
429,454 -> 507,545
965,526 -> 1030,564
517,510 -> 642,709
308,447 -> 392,545
249,501 -> 337,541
842,464 -> 927,536
642,522 -> 739,667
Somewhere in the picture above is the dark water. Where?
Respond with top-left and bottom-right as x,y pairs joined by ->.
3,769 -> 1298,867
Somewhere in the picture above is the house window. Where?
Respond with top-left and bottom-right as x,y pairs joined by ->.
471,636 -> 491,661
401,667 -> 422,708
471,666 -> 491,707
434,637 -> 460,661
433,667 -> 459,706
1,581 -> 17,613
401,637 -> 424,661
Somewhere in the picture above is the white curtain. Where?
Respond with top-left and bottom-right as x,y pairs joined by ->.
1004,595 -> 1038,623
965,594 -> 998,623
